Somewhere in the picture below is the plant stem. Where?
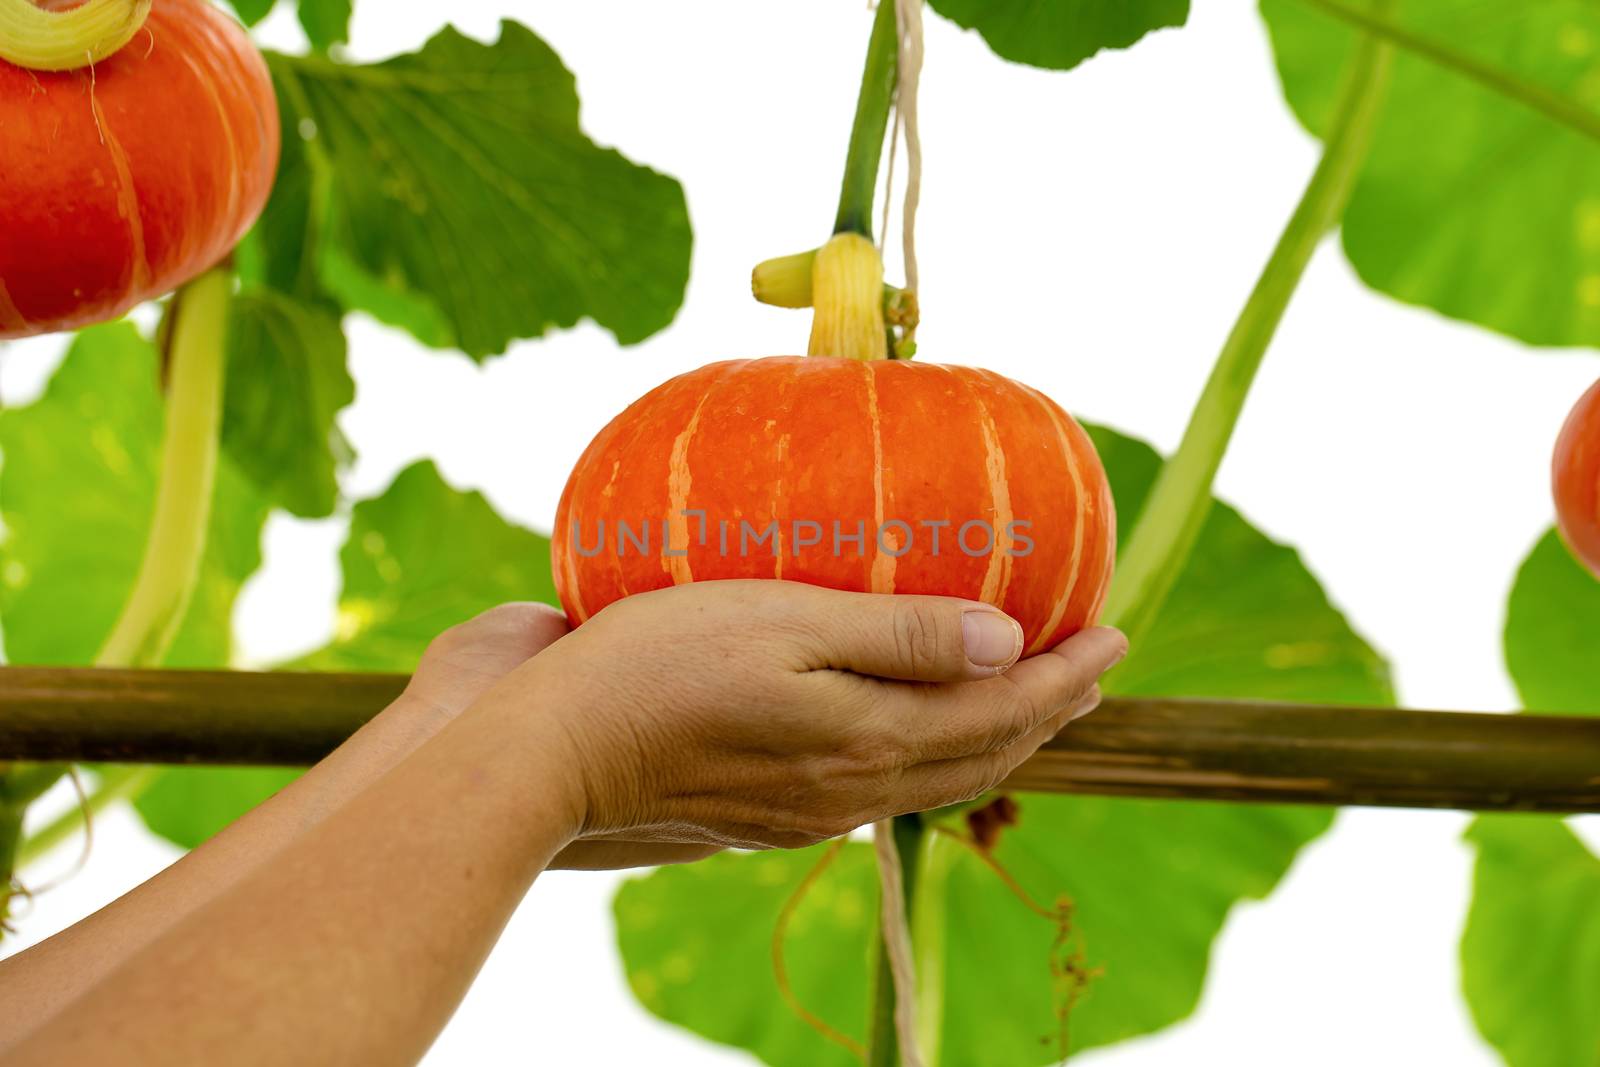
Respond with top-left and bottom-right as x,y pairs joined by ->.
833,0 -> 898,240
1099,14 -> 1394,646
867,813 -> 925,1067
1295,0 -> 1600,146
0,804 -> 20,927
96,268 -> 231,669
8,269 -> 231,879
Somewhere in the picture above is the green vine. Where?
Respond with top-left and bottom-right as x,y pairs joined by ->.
833,0 -> 899,240
1100,13 -> 1395,646
4,270 -> 233,898
867,813 -> 926,1067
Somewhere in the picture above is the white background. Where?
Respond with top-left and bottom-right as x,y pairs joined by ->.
5,1 -> 1599,1064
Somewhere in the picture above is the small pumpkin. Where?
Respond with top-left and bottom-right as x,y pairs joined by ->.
0,0 -> 278,338
553,354 -> 1115,654
1554,378 -> 1600,580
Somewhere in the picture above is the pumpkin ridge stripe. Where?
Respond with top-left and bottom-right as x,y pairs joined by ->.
574,457 -> 621,619
665,362 -> 745,585
773,427 -> 790,580
864,361 -> 896,594
1019,383 -> 1085,654
90,90 -> 152,303
960,369 -> 1014,607
175,42 -> 244,267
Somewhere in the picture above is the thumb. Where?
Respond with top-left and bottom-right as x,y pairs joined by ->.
411,602 -> 571,708
793,588 -> 1024,682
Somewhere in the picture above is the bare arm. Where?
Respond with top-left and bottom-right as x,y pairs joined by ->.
6,664 -> 582,1067
0,603 -> 705,1047
6,581 -> 1124,1067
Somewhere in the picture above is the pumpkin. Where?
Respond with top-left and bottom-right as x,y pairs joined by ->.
0,0 -> 278,339
553,356 -> 1116,655
1554,377 -> 1600,580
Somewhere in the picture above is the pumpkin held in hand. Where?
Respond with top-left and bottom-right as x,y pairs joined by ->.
553,354 -> 1116,655
0,0 -> 278,338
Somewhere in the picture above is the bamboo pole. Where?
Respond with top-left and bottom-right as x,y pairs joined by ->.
0,667 -> 1596,812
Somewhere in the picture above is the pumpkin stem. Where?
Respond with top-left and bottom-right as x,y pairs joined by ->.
95,268 -> 230,668
0,0 -> 151,72
808,233 -> 889,361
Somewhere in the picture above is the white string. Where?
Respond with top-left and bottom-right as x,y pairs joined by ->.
893,0 -> 925,296
872,818 -> 925,1067
872,5 -> 929,1062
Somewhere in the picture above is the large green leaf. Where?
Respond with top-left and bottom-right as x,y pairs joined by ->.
135,767 -> 303,849
0,323 -> 268,668
930,0 -> 1187,71
1462,817 -> 1600,1067
615,423 -> 1393,1065
222,290 -> 353,519
0,324 -> 280,855
1458,530 -> 1600,1067
264,23 -> 693,360
616,845 -> 880,1067
1504,527 -> 1600,715
296,0 -> 351,52
293,460 -> 558,673
1260,0 -> 1600,348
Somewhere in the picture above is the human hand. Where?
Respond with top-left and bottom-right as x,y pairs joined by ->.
509,580 -> 1126,851
402,603 -> 719,869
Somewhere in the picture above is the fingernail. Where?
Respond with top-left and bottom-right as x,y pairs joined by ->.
1066,685 -> 1103,723
963,610 -> 1023,669
1092,627 -> 1128,670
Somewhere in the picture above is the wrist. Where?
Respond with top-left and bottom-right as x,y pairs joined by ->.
462,662 -> 593,847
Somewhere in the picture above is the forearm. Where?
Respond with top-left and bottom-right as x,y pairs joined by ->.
0,689 -> 460,1043
6,681 -> 579,1067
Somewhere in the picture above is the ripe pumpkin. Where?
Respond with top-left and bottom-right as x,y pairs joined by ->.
553,356 -> 1116,655
1554,377 -> 1600,580
0,0 -> 278,339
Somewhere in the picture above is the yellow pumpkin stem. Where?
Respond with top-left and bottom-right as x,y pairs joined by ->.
752,249 -> 820,309
0,0 -> 151,72
807,233 -> 887,361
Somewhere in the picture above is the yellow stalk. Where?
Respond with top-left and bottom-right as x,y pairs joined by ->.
752,249 -> 820,309
807,233 -> 887,361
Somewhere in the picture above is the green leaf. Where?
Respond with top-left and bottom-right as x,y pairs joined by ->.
0,324 -> 278,854
223,0 -> 277,26
297,0 -> 351,52
291,460 -> 557,672
1504,527 -> 1600,715
131,462 -> 554,853
613,423 -> 1393,1065
223,290 -> 354,519
616,845 -> 880,1067
929,0 -> 1187,71
1088,424 -> 1394,705
1260,0 -> 1600,348
238,76 -> 323,301
134,767 -> 302,849
1462,816 -> 1600,1067
0,323 -> 268,668
222,0 -> 349,50
1459,532 -> 1600,1067
264,23 -> 692,360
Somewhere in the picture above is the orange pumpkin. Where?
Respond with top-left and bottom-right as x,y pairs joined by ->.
0,0 -> 278,338
1554,378 -> 1600,580
553,356 -> 1116,654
